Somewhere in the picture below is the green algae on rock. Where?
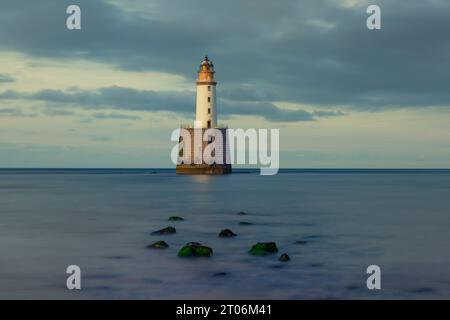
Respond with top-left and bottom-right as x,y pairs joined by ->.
248,242 -> 278,255
151,226 -> 176,235
147,240 -> 169,249
218,229 -> 237,238
168,216 -> 184,221
178,244 -> 213,257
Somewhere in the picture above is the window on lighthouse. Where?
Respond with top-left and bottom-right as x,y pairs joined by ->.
208,97 -> 211,103
208,108 -> 211,114
208,86 -> 211,91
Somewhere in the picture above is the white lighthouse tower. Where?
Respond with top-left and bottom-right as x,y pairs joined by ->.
176,56 -> 232,175
195,56 -> 217,128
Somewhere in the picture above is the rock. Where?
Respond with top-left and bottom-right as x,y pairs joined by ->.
294,240 -> 308,245
278,253 -> 290,262
186,242 -> 201,246
168,216 -> 184,221
239,221 -> 254,226
178,244 -> 213,257
213,272 -> 227,277
151,226 -> 176,235
218,229 -> 237,238
237,211 -> 248,215
147,241 -> 169,249
248,242 -> 278,255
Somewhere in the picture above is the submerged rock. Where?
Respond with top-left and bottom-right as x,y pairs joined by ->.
248,242 -> 278,255
218,229 -> 237,238
186,242 -> 201,246
178,243 -> 213,258
168,216 -> 184,221
151,226 -> 176,235
237,211 -> 248,215
239,221 -> 254,226
147,240 -> 169,249
278,253 -> 290,262
294,240 -> 308,245
213,272 -> 227,277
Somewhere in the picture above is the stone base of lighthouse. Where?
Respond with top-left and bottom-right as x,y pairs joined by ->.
175,127 -> 232,175
176,164 -> 232,175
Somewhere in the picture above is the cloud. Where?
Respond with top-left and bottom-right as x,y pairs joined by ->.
0,74 -> 14,83
88,134 -> 112,142
0,86 -> 342,122
0,90 -> 20,99
0,107 -> 37,117
1,0 -> 450,111
93,112 -> 142,120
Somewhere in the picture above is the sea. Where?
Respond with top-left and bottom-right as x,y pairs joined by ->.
1,169 -> 450,299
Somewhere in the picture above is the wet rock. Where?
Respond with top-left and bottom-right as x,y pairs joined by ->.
237,211 -> 248,215
168,216 -> 184,221
248,242 -> 278,256
178,243 -> 213,257
213,272 -> 227,277
218,229 -> 237,238
239,221 -> 254,226
294,240 -> 308,245
278,253 -> 290,262
186,242 -> 201,246
147,240 -> 169,249
151,226 -> 176,235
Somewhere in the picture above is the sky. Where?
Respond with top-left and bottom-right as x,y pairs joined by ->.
0,0 -> 450,168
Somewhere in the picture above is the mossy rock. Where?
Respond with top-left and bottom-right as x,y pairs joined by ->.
178,244 -> 213,257
248,242 -> 278,256
168,216 -> 184,221
278,253 -> 290,262
147,240 -> 169,249
218,229 -> 237,238
151,226 -> 176,235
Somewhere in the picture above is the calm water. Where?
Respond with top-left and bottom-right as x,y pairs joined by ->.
1,169 -> 450,299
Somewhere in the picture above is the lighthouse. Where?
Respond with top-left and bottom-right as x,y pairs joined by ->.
176,56 -> 232,175
195,56 -> 217,129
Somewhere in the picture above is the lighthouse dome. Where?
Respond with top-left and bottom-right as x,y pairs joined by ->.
199,56 -> 214,71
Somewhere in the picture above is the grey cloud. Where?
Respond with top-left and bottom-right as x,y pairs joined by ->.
0,74 -> 14,83
0,90 -> 21,99
1,0 -> 449,110
93,112 -> 142,120
0,108 -> 37,118
88,134 -> 112,142
0,87 -> 342,122
42,108 -> 77,117
29,87 -> 195,113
